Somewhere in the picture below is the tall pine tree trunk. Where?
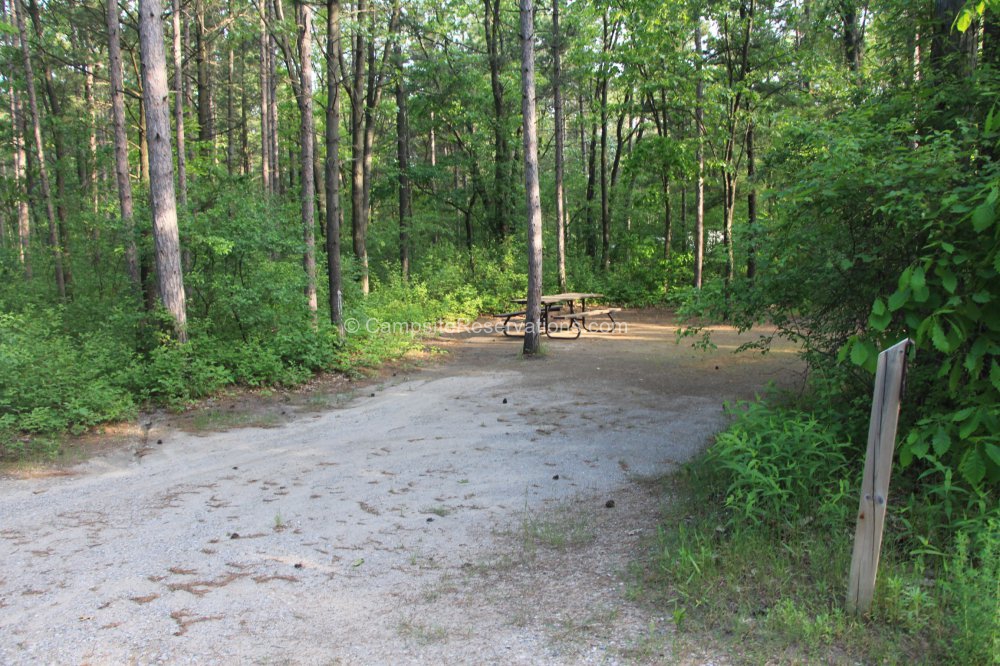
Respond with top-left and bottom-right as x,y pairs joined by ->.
14,0 -> 65,299
747,119 -> 757,280
394,39 -> 412,282
520,0 -> 543,355
10,88 -> 31,279
552,0 -> 567,291
259,14 -> 271,193
107,0 -> 140,291
139,0 -> 188,341
296,0 -> 317,316
326,0 -> 344,332
694,20 -> 705,289
172,0 -> 187,207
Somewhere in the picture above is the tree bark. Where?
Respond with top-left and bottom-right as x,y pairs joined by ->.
139,0 -> 189,341
395,39 -> 412,282
326,0 -> 344,332
746,118 -> 757,280
599,12 -> 611,271
107,0 -> 140,291
552,0 -> 566,291
349,0 -> 368,293
520,0 -> 543,356
296,0 -> 318,316
15,0 -> 65,299
259,13 -> 272,193
10,88 -> 31,279
173,0 -> 188,206
27,0 -> 72,293
485,0 -> 512,238
694,19 -> 705,289
194,0 -> 214,157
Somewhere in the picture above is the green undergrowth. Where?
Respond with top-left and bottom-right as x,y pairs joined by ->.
631,400 -> 999,665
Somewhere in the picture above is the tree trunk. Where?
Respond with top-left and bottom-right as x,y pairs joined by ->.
14,0 -> 65,299
10,88 -> 31,279
694,20 -> 705,289
599,76 -> 610,269
485,0 -> 512,238
662,177 -> 672,260
107,0 -> 140,292
267,0 -> 279,192
173,0 -> 188,206
395,40 -> 412,282
259,14 -> 271,193
520,0 -> 543,356
139,0 -> 189,341
296,1 -> 317,317
350,0 -> 368,294
326,0 -> 344,332
746,119 -> 757,280
195,0 -> 214,157
227,46 -> 236,176
27,0 -> 72,293
552,0 -> 566,291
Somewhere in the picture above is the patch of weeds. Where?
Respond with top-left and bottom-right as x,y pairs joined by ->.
521,507 -> 595,552
421,505 -> 451,518
398,618 -> 449,645
187,408 -> 283,432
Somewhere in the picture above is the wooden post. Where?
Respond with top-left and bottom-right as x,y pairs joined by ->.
847,338 -> 913,615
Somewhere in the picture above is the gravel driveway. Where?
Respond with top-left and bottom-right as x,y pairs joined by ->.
0,311 -> 801,664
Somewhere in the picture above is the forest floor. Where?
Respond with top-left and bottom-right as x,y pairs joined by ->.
0,310 -> 803,665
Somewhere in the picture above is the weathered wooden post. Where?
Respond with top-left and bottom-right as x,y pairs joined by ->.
847,338 -> 913,615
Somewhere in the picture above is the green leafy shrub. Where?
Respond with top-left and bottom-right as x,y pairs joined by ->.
705,401 -> 854,532
0,309 -> 136,457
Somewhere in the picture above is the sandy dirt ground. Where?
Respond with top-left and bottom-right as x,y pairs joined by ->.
0,311 -> 802,665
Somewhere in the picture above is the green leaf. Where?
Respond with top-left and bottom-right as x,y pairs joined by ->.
991,360 -> 1000,392
910,434 -> 930,459
959,410 -> 982,439
957,9 -> 973,33
972,202 -> 995,232
958,448 -> 986,486
910,266 -> 926,291
932,427 -> 951,457
940,270 -> 957,294
888,288 -> 910,312
985,443 -> 1000,468
932,321 -> 951,352
850,339 -> 870,366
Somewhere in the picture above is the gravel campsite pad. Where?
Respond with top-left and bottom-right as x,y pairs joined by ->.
0,311 -> 801,664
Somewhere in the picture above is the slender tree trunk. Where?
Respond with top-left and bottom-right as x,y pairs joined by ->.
395,40 -> 412,282
694,20 -> 705,289
485,0 -> 511,238
11,88 -> 31,278
599,13 -> 611,270
14,0 -> 65,299
584,121 -> 597,258
27,0 -> 72,293
268,0 -> 279,192
227,46 -> 235,176
723,171 -> 736,285
662,177 -> 672,260
680,186 -> 687,252
520,0 -> 543,355
194,0 -> 214,157
107,0 -> 140,291
296,1 -> 317,316
350,0 -> 368,294
139,0 -> 189,341
552,0 -> 566,291
746,119 -> 757,280
326,0 -> 344,332
173,0 -> 187,207
259,14 -> 271,193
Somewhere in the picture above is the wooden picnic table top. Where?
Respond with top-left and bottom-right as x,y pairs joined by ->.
512,292 -> 603,304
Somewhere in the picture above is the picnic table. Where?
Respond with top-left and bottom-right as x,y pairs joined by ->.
498,292 -> 620,339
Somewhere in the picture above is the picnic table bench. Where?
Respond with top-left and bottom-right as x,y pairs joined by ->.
498,293 -> 619,339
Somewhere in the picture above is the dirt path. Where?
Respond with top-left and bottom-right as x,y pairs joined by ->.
0,311 -> 801,664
